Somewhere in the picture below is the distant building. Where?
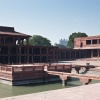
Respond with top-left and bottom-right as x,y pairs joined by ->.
59,39 -> 67,46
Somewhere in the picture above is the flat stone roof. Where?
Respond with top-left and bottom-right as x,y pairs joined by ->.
7,64 -> 45,67
74,46 -> 100,49
1,83 -> 100,100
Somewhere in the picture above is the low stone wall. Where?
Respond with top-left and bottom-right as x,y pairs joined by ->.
0,64 -> 71,85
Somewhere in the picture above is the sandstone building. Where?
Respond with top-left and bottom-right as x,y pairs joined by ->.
0,26 -> 99,85
0,26 -> 99,64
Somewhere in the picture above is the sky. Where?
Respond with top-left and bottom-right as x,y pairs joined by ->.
0,0 -> 100,45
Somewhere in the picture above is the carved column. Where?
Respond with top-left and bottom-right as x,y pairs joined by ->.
16,47 -> 18,64
97,49 -> 99,57
74,51 -> 76,59
47,48 -> 48,63
64,51 -> 66,60
97,39 -> 99,44
27,47 -> 29,63
32,47 -> 33,63
0,37 -> 1,44
79,51 -> 81,58
91,49 -> 93,58
18,38 -> 21,45
40,47 -> 42,63
55,48 -> 58,62
13,38 -> 16,45
8,47 -> 10,64
85,50 -> 87,58
80,78 -> 92,85
75,67 -> 80,74
91,39 -> 92,45
19,47 -> 21,64
59,75 -> 68,86
4,37 -> 6,45
26,38 -> 29,45
22,39 -> 24,45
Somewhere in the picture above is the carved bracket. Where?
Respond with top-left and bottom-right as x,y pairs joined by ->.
59,75 -> 68,80
80,77 -> 92,85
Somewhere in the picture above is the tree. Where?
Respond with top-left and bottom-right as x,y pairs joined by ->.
29,35 -> 51,46
67,32 -> 88,48
54,43 -> 66,48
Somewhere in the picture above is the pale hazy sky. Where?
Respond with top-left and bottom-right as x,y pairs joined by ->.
0,0 -> 100,44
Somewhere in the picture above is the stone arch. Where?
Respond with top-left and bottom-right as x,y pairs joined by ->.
66,51 -> 70,59
1,37 -> 4,44
61,51 -> 65,59
87,50 -> 91,58
71,51 -> 75,58
81,50 -> 86,58
76,51 -> 80,58
93,49 -> 97,57
5,37 -> 14,44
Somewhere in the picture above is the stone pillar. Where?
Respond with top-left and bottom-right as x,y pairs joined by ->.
75,67 -> 80,74
48,48 -> 51,65
64,51 -> 66,60
91,39 -> 92,45
19,47 -> 21,64
62,80 -> 66,87
69,51 -> 71,59
40,47 -> 42,63
86,50 -> 88,58
0,37 -> 1,44
16,47 -> 18,64
84,50 -> 86,58
47,48 -> 48,63
97,39 -> 99,44
56,48 -> 58,63
27,47 -> 29,63
97,49 -> 99,57
13,38 -> 16,45
79,51 -> 80,58
91,49 -> 93,58
26,38 -> 29,45
18,38 -> 20,45
32,48 -> 33,63
74,51 -> 76,59
79,51 -> 81,58
4,37 -> 6,45
59,75 -> 68,86
80,78 -> 92,85
8,47 -> 10,64
22,39 -> 24,45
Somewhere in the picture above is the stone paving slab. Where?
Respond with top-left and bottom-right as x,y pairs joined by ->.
58,60 -> 100,66
1,83 -> 100,100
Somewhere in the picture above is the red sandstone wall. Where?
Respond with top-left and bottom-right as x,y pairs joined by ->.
0,64 -> 71,81
74,36 -> 100,49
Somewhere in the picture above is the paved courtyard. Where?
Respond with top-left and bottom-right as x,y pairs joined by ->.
58,60 -> 100,66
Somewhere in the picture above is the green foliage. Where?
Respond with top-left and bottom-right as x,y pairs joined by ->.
29,35 -> 51,46
67,32 -> 88,48
54,43 -> 66,48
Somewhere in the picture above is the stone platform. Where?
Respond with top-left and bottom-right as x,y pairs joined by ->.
1,83 -> 100,100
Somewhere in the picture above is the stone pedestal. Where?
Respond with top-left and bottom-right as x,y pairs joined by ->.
59,75 -> 68,86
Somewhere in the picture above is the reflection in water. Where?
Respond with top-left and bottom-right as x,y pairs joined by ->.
0,78 -> 100,98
